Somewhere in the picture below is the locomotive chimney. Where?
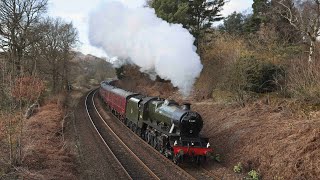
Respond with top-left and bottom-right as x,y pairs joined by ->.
182,103 -> 191,110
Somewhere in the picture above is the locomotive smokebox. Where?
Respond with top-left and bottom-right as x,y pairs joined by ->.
182,103 -> 191,110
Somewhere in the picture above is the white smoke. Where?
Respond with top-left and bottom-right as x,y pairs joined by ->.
89,1 -> 203,96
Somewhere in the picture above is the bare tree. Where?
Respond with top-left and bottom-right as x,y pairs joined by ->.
277,0 -> 320,62
0,0 -> 48,166
0,0 -> 48,74
34,17 -> 78,93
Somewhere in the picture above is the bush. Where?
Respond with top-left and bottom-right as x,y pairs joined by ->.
228,56 -> 285,94
233,162 -> 243,173
247,170 -> 260,180
214,154 -> 221,162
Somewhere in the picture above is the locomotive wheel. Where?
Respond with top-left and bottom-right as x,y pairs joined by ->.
128,121 -> 132,129
173,155 -> 182,165
132,123 -> 137,132
153,139 -> 156,147
173,158 -> 178,165
153,138 -> 157,149
146,132 -> 151,144
144,131 -> 148,142
150,136 -> 154,146
165,150 -> 173,159
136,127 -> 141,137
141,130 -> 146,140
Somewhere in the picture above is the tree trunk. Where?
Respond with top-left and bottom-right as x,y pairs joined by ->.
308,40 -> 314,63
53,69 -> 57,93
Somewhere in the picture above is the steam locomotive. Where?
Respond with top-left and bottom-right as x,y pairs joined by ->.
99,80 -> 213,164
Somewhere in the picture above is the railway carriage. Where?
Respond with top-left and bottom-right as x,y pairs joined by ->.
99,80 -> 213,164
100,81 -> 138,120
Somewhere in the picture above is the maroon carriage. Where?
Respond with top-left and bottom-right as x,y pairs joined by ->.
99,81 -> 137,120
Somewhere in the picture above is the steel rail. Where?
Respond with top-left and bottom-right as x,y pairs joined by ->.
93,91 -> 197,180
90,90 -> 160,180
85,90 -> 132,180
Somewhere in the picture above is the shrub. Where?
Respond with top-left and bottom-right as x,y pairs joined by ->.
227,56 -> 285,94
247,170 -> 260,180
233,162 -> 243,173
11,76 -> 45,102
214,154 -> 221,162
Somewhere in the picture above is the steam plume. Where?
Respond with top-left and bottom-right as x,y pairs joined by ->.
89,1 -> 203,96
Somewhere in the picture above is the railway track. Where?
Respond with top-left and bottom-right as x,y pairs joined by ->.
85,90 -> 159,179
89,89 -> 201,179
180,164 -> 220,180
92,90 -> 223,180
86,89 -> 224,179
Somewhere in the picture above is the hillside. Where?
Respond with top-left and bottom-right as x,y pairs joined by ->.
70,52 -> 116,89
1,0 -> 320,179
115,65 -> 320,179
0,52 -> 116,179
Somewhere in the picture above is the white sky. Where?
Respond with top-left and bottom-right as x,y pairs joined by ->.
48,0 -> 253,58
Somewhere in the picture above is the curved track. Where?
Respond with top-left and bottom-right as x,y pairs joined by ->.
86,89 -> 221,179
93,89 -> 223,180
85,90 -> 159,179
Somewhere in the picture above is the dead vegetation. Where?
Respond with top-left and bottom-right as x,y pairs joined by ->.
192,98 -> 320,179
20,102 -> 77,179
115,65 -> 320,179
114,66 -> 177,97
0,96 -> 78,180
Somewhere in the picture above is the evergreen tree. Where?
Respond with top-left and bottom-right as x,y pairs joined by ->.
188,0 -> 225,46
152,0 -> 225,47
220,11 -> 246,35
249,0 -> 271,32
152,0 -> 188,26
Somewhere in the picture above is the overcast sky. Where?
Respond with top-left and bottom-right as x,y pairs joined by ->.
48,0 -> 253,57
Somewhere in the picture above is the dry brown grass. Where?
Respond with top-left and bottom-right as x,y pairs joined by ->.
0,116 -> 8,175
286,58 -> 320,104
0,117 -> 5,141
115,74 -> 320,179
192,97 -> 320,179
115,65 -> 177,98
18,101 -> 77,179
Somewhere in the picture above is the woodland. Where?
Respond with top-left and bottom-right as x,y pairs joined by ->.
1,0 -> 320,179
149,0 -> 320,104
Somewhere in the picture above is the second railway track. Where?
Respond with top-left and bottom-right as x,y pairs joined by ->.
85,90 -> 159,179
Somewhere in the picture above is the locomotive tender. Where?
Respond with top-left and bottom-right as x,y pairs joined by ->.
99,80 -> 213,164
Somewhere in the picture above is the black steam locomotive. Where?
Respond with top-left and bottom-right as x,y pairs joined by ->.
99,80 -> 213,164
